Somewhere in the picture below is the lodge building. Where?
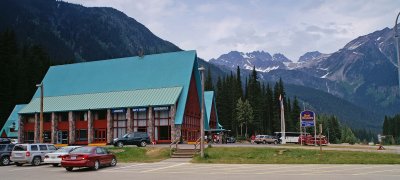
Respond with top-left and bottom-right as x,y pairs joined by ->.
0,50 -> 221,145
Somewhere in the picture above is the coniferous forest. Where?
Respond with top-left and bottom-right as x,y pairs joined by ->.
0,30 -> 52,126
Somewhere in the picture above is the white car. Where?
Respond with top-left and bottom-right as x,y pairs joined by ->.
44,146 -> 81,167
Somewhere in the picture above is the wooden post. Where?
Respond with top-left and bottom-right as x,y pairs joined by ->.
34,113 -> 39,143
107,109 -> 112,144
148,107 -> 154,143
18,115 -> 24,143
127,108 -> 132,133
170,104 -> 176,142
319,124 -> 322,153
68,112 -> 75,145
88,110 -> 93,144
51,112 -> 57,144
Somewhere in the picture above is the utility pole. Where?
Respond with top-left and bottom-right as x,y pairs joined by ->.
395,12 -> 400,95
36,83 -> 44,143
198,66 -> 205,158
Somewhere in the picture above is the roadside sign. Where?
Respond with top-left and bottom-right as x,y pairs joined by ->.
301,110 -> 315,127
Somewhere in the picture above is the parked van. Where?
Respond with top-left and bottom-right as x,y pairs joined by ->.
11,144 -> 57,166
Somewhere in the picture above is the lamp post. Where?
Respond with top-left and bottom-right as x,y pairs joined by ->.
36,83 -> 44,143
395,12 -> 400,95
198,66 -> 205,158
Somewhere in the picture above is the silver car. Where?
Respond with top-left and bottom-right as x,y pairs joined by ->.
44,146 -> 81,167
11,144 -> 57,166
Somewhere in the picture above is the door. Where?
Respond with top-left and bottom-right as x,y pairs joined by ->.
94,129 -> 106,143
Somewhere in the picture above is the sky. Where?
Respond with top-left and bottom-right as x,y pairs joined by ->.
66,0 -> 400,61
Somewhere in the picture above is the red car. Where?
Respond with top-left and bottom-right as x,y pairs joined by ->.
61,146 -> 117,171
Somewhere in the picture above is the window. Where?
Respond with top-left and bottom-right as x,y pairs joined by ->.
96,148 -> 105,154
76,129 -> 88,141
48,145 -> 57,151
44,113 -> 51,122
39,145 -> 47,151
132,109 -> 148,133
76,112 -> 87,121
7,144 -> 15,151
43,131 -> 51,143
0,145 -> 5,151
13,145 -> 27,151
59,112 -> 68,122
94,110 -> 106,120
30,145 -> 38,151
113,111 -> 127,139
27,116 -> 35,123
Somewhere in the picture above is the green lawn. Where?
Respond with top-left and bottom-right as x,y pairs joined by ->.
106,147 -> 170,163
192,147 -> 400,164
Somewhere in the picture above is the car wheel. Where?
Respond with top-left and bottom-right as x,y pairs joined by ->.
52,163 -> 59,167
1,156 -> 10,166
110,158 -> 117,167
92,160 -> 100,170
263,141 -> 266,144
256,142 -> 259,144
32,157 -> 41,166
117,141 -> 124,148
65,167 -> 73,171
140,141 -> 147,147
15,162 -> 23,166
274,141 -> 278,145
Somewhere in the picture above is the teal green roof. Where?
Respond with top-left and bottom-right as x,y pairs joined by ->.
20,50 -> 202,124
20,87 -> 182,113
205,91 -> 220,130
1,104 -> 26,138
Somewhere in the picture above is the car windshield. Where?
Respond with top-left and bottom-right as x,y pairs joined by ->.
70,147 -> 93,154
54,147 -> 76,153
13,145 -> 27,151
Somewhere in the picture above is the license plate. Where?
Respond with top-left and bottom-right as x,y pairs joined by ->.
71,156 -> 76,160
51,156 -> 55,159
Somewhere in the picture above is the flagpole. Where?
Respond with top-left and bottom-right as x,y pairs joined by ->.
280,95 -> 286,144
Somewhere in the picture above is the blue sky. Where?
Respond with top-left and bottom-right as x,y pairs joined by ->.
67,0 -> 399,61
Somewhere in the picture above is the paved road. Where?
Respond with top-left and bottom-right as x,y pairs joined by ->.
1,161 -> 399,180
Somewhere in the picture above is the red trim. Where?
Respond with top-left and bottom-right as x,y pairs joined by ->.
1,131 -> 6,138
44,122 -> 51,130
94,119 -> 107,128
58,121 -> 69,130
182,71 -> 201,142
24,123 -> 35,131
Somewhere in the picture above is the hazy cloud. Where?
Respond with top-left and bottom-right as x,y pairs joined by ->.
66,0 -> 400,61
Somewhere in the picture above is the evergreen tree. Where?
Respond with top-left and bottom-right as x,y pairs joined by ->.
205,68 -> 213,91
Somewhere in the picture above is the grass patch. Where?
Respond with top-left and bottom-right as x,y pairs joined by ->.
107,147 -> 170,163
192,147 -> 400,164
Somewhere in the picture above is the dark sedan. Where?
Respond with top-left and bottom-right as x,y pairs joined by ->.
61,146 -> 117,171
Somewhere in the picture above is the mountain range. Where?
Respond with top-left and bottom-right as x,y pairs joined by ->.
1,0 -> 398,130
209,27 -> 400,125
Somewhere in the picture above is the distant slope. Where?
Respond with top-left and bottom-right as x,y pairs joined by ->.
0,0 -> 181,63
285,84 -> 380,130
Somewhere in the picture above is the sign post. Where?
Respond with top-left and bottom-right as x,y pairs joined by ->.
300,110 -> 316,145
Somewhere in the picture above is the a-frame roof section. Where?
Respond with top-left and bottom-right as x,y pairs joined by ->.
0,104 -> 26,138
205,91 -> 220,130
24,50 -> 197,124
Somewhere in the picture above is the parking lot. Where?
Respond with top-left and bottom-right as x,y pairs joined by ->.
1,160 -> 400,180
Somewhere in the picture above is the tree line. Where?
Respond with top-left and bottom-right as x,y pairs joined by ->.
206,66 -> 376,144
207,66 -> 301,137
382,114 -> 400,144
0,30 -> 52,128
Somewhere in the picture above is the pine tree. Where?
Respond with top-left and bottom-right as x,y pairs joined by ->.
205,68 -> 213,91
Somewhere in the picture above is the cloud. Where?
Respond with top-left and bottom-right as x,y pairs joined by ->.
66,0 -> 400,61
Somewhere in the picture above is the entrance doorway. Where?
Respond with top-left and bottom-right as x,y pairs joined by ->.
57,131 -> 68,144
158,126 -> 170,140
94,129 -> 106,143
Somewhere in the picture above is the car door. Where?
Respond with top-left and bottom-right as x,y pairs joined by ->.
38,145 -> 48,159
132,133 -> 141,145
126,133 -> 135,145
95,147 -> 106,165
102,148 -> 112,164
